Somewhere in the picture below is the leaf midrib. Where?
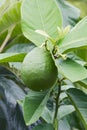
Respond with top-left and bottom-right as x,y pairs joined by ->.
36,0 -> 45,31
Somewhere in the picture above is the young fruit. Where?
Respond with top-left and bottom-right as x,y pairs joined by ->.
21,47 -> 58,91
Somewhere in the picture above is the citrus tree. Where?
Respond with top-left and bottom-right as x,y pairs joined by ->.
0,0 -> 87,130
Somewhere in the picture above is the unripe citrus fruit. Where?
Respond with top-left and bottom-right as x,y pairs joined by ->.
21,47 -> 58,91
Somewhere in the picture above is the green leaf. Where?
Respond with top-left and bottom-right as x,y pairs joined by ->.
59,16 -> 87,53
67,0 -> 87,18
58,105 -> 75,120
75,48 -> 87,62
59,119 -> 71,130
41,107 -> 54,123
0,53 -> 26,62
33,123 -> 54,130
58,58 -> 87,82
6,23 -> 29,46
3,43 -> 35,70
67,88 -> 87,130
21,0 -> 62,46
57,0 -> 80,27
23,90 -> 50,125
80,78 -> 87,88
74,78 -> 87,92
0,1 -> 21,34
0,1 -> 23,52
4,43 -> 35,53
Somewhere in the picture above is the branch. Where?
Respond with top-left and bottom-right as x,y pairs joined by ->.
0,26 -> 14,53
53,79 -> 62,130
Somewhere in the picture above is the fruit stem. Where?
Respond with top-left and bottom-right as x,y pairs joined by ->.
53,79 -> 62,130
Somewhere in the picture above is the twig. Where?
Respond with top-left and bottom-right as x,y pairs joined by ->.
53,79 -> 62,130
0,26 -> 14,53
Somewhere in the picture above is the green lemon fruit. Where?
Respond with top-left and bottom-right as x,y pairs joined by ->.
21,47 -> 58,91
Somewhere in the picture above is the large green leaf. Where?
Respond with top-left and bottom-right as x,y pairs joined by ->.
59,16 -> 87,53
57,0 -> 80,27
41,107 -> 54,123
58,58 -> 87,82
41,105 -> 75,124
59,119 -> 71,130
33,123 -> 54,130
67,88 -> 87,130
21,0 -> 62,46
0,1 -> 23,51
78,78 -> 87,89
58,105 -> 75,120
0,53 -> 26,63
23,90 -> 50,125
3,43 -> 35,71
0,1 -> 21,34
74,78 -> 87,94
4,43 -> 35,53
75,48 -> 87,62
6,22 -> 29,46
0,0 -> 12,17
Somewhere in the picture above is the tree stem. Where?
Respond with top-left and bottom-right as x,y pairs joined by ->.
53,79 -> 61,130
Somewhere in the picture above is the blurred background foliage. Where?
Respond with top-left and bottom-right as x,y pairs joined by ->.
67,0 -> 87,18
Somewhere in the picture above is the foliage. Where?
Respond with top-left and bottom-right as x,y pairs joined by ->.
0,0 -> 87,130
67,0 -> 87,18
